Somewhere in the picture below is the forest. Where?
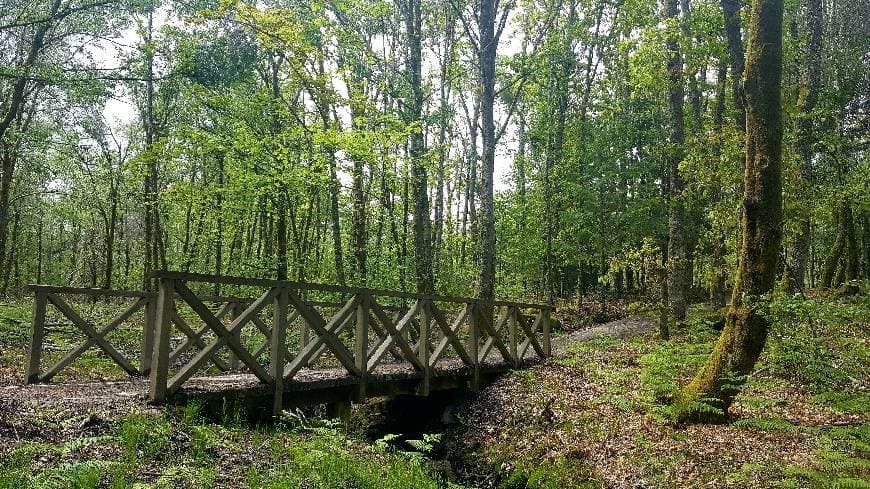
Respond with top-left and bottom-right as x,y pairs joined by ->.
0,0 -> 869,486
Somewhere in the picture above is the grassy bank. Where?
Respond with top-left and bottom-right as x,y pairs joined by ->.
446,294 -> 870,488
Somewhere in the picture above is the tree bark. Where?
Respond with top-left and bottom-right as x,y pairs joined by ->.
720,0 -> 746,132
675,0 -> 784,418
405,0 -> 434,294
666,0 -> 688,322
785,0 -> 823,292
476,0 -> 498,301
710,60 -> 729,309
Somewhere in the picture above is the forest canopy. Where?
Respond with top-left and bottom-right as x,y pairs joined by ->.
0,0 -> 868,305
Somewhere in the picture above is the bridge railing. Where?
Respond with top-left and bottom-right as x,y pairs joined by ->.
23,284 -> 396,386
24,285 -> 156,384
147,271 -> 553,414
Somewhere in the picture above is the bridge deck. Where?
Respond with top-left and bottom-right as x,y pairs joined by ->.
6,356 -> 534,421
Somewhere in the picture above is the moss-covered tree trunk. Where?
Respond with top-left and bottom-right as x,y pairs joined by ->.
674,0 -> 784,419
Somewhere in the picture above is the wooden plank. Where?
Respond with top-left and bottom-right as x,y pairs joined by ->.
467,304 -> 480,390
367,311 -> 407,361
167,286 -> 276,394
42,298 -> 147,382
283,293 -> 361,379
518,311 -> 543,358
249,313 -> 295,360
508,307 -> 518,366
418,300 -> 431,395
149,278 -> 175,401
355,293 -> 369,400
477,306 -> 513,363
272,288 -> 289,416
140,297 -> 156,375
168,310 -> 230,371
25,290 -> 48,384
167,301 -> 234,364
542,309 -> 551,357
151,271 -> 548,309
300,307 -> 355,368
428,302 -> 473,366
47,293 -> 137,375
516,309 -> 545,359
229,302 -> 243,370
477,306 -> 502,361
367,300 -> 423,372
26,285 -> 153,299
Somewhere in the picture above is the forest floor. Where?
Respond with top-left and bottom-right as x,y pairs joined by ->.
0,293 -> 868,488
445,294 -> 870,488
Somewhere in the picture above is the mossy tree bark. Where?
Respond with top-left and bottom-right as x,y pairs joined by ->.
674,0 -> 784,419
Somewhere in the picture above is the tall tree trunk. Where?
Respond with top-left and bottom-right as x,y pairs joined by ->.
405,0 -> 434,294
2,211 -> 19,294
675,0 -> 784,418
785,0 -> 823,292
103,179 -> 118,290
142,9 -> 157,291
666,0 -> 688,323
476,0 -> 499,301
214,155 -> 224,293
720,0 -> 746,132
710,60 -> 729,309
36,217 -> 44,284
821,204 -> 846,288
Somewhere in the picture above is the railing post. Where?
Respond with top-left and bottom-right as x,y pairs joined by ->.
467,303 -> 480,391
508,306 -> 519,367
229,301 -> 243,370
271,287 -> 289,417
149,278 -> 175,402
417,300 -> 431,396
542,308 -> 552,357
354,293 -> 369,401
25,289 -> 47,384
140,295 -> 156,375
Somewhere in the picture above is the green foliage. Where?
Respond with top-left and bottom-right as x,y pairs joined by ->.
762,296 -> 870,392
118,414 -> 173,460
732,417 -> 802,433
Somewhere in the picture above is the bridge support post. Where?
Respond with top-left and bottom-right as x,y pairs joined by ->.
271,287 -> 289,417
417,300 -> 431,396
140,295 -> 156,376
25,290 -> 47,384
354,293 -> 369,401
543,308 -> 552,358
149,278 -> 175,402
467,303 -> 480,391
508,306 -> 519,367
229,301 -> 244,370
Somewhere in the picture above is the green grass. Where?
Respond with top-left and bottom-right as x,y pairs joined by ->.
1,406 -> 462,489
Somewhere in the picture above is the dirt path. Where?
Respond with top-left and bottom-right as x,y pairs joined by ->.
552,315 -> 655,354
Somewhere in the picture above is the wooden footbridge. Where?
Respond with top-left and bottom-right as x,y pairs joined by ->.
24,272 -> 552,416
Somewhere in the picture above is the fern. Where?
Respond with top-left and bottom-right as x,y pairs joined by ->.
732,417 -> 801,433
61,435 -> 115,455
817,451 -> 870,474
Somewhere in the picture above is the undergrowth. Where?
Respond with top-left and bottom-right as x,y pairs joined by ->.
0,404 -> 462,488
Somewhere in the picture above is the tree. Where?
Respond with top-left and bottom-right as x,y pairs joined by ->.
784,0 -> 823,292
674,0 -> 785,418
664,0 -> 688,328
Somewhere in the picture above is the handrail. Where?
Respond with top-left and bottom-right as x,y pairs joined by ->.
150,271 -> 553,310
